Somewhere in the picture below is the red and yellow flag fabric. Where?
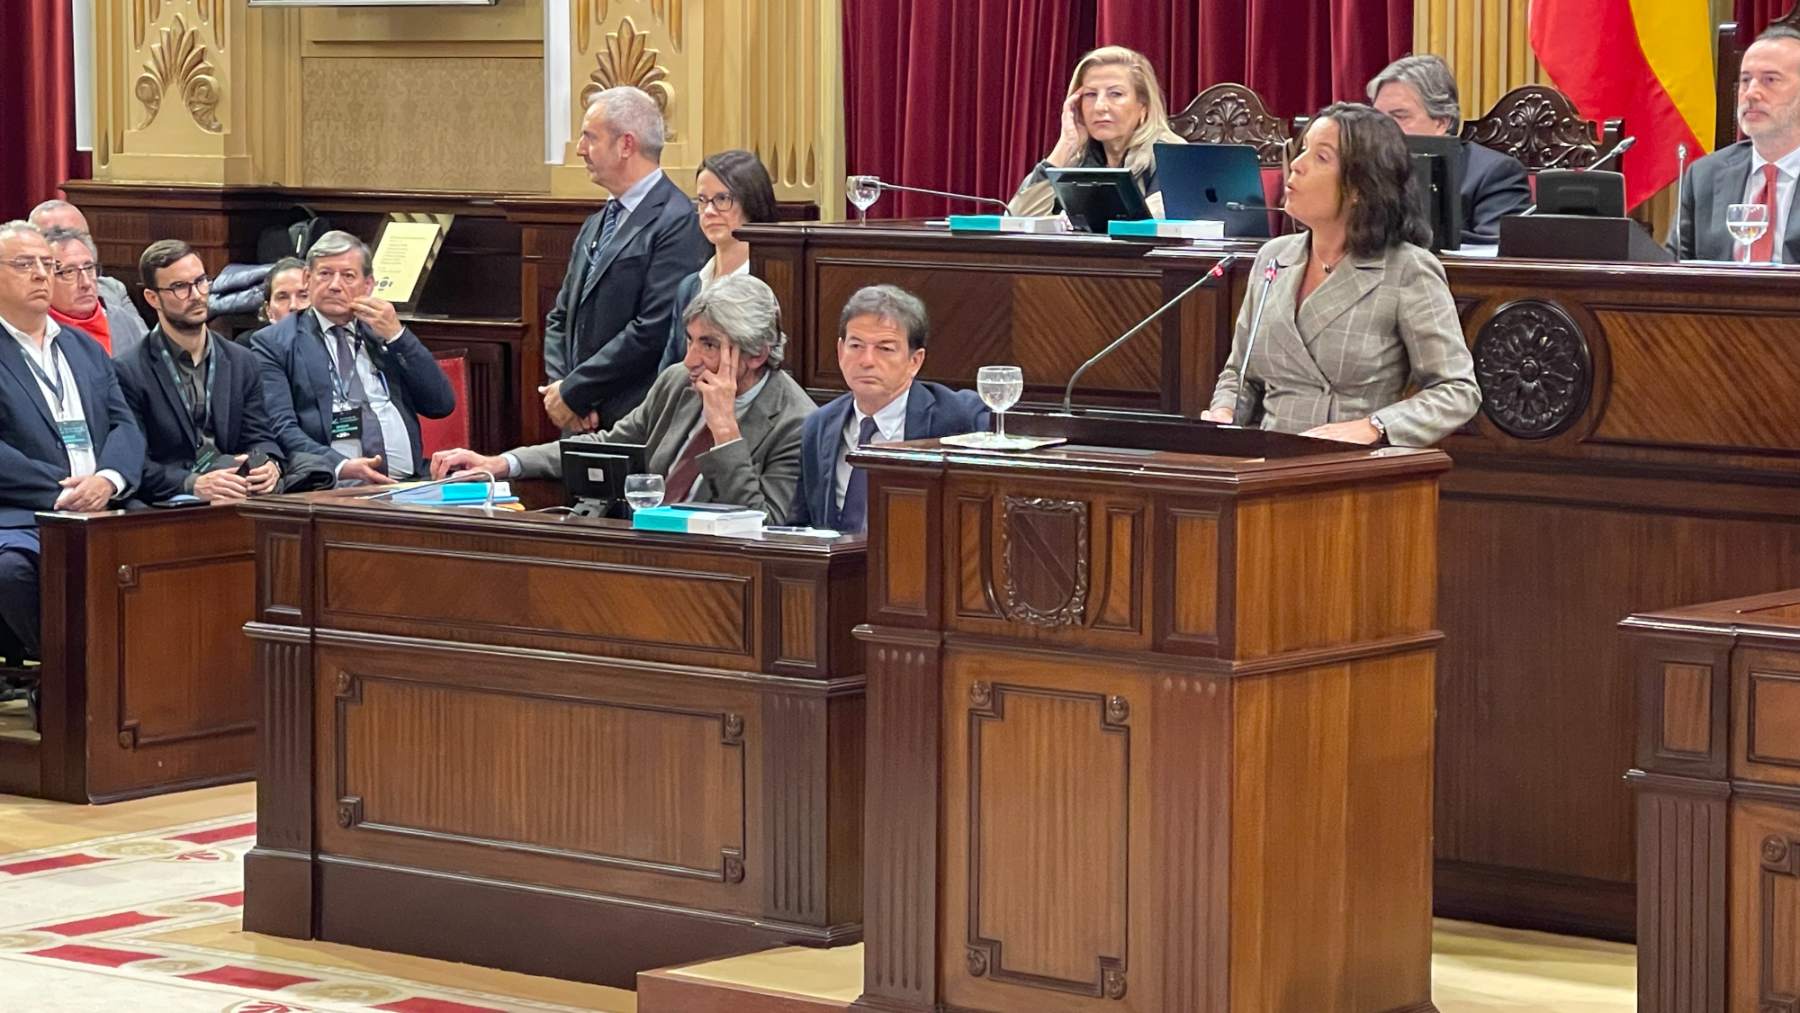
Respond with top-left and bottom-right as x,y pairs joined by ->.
1529,0 -> 1716,207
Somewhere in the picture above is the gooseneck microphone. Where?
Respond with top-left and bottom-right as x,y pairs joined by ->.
1061,253 -> 1243,414
1229,259 -> 1290,425
851,175 -> 1011,213
1672,142 -> 1689,260
1587,135 -> 1637,172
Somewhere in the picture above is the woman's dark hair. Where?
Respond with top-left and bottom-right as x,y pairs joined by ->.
1311,102 -> 1429,257
698,149 -> 779,224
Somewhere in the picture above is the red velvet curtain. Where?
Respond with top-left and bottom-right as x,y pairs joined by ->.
843,0 -> 1412,218
843,0 -> 1086,218
0,1 -> 88,220
1736,0 -> 1796,42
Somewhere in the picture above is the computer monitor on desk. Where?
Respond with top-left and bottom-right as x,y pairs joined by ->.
1045,167 -> 1151,233
559,440 -> 649,518
1404,135 -> 1464,252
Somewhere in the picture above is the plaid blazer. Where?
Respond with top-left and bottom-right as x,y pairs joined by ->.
1209,233 -> 1480,447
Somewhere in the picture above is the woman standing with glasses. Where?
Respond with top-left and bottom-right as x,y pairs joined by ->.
657,150 -> 779,372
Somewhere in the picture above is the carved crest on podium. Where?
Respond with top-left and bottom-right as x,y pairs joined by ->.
1473,299 -> 1590,439
999,496 -> 1089,628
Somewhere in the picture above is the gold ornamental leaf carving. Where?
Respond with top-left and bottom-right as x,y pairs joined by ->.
135,14 -> 222,133
574,0 -> 609,54
581,17 -> 674,127
651,0 -> 684,51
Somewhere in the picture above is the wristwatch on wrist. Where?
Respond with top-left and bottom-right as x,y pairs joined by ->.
1368,414 -> 1388,442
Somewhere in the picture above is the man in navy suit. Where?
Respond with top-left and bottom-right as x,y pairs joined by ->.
116,239 -> 284,503
252,231 -> 455,485
1368,55 -> 1532,245
540,86 -> 707,433
790,285 -> 989,533
0,220 -> 144,668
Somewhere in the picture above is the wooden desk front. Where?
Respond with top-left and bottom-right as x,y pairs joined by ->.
0,505 -> 256,803
751,221 -> 1800,940
241,495 -> 866,989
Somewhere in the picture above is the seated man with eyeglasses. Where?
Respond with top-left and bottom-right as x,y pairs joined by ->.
114,239 -> 284,504
0,221 -> 145,722
251,230 -> 455,485
44,227 -> 145,359
29,199 -> 150,357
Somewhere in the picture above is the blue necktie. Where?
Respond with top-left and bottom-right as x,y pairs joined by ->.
591,200 -> 623,260
836,416 -> 880,533
331,326 -> 386,472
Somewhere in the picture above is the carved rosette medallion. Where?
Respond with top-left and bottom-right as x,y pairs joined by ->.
1460,87 -> 1604,169
135,13 -> 223,133
721,712 -> 744,744
1103,966 -> 1128,999
966,947 -> 989,977
1764,834 -> 1794,871
581,18 -> 675,137
999,496 -> 1090,628
1472,300 -> 1590,439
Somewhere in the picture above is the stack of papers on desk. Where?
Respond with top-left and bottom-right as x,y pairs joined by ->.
1106,218 -> 1226,240
946,215 -> 1066,234
388,481 -> 519,507
632,505 -> 765,536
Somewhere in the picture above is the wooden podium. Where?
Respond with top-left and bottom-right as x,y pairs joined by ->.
853,414 -> 1446,1013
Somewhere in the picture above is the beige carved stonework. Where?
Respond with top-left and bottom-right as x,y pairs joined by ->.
581,17 -> 673,123
136,13 -> 222,133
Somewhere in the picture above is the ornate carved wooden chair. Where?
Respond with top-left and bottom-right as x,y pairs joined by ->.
1169,83 -> 1292,168
1717,4 -> 1800,150
1458,85 -> 1623,172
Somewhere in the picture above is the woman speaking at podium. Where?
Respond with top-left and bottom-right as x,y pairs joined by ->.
1201,103 -> 1479,447
1006,46 -> 1185,217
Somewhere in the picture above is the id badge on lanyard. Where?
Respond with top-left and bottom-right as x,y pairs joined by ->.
27,341 -> 92,451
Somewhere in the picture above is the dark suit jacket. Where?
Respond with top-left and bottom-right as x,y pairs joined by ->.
789,380 -> 990,529
115,327 -> 283,502
250,310 -> 455,472
542,172 -> 708,424
656,270 -> 704,375
0,323 -> 145,529
1460,141 -> 1532,244
1665,140 -> 1800,262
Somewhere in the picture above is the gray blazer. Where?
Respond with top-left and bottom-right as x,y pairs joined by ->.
511,362 -> 812,524
98,276 -> 147,359
1665,140 -> 1800,262
1209,232 -> 1480,448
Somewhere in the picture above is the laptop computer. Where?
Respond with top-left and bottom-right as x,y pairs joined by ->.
1154,142 -> 1274,238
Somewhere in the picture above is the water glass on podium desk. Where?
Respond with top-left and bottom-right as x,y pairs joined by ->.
976,365 -> 1024,448
1727,202 -> 1770,264
848,175 -> 880,223
624,473 -> 664,514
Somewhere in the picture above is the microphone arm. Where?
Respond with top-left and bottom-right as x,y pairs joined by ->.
857,176 -> 1012,213
1061,253 -> 1242,414
1587,135 -> 1637,172
1230,260 -> 1286,425
1673,142 -> 1689,259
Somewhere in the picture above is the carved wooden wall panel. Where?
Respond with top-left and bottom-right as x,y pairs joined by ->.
1732,802 -> 1800,1013
112,554 -> 256,751
1737,650 -> 1800,788
1636,784 -> 1728,1013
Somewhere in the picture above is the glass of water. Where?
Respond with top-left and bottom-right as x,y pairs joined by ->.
847,175 -> 881,223
1727,202 -> 1770,263
624,473 -> 664,513
976,365 -> 1024,448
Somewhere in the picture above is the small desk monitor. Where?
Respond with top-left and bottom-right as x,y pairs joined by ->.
1535,169 -> 1627,218
1154,142 -> 1274,238
1044,167 -> 1151,233
559,439 -> 650,518
1404,135 -> 1465,252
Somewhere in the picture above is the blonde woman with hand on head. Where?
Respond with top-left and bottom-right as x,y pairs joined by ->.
1006,46 -> 1186,218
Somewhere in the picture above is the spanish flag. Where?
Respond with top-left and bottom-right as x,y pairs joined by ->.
1529,0 -> 1716,208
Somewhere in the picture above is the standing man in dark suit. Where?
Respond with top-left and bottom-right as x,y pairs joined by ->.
116,239 -> 283,504
542,86 -> 707,433
0,221 -> 144,676
789,285 -> 989,533
1368,54 -> 1532,245
1668,26 -> 1800,262
252,230 -> 455,485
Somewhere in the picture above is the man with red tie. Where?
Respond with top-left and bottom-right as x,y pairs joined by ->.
1668,25 -> 1800,262
429,274 -> 811,524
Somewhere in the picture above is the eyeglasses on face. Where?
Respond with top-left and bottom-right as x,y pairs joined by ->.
693,193 -> 738,213
151,275 -> 213,300
52,263 -> 100,282
2,256 -> 55,276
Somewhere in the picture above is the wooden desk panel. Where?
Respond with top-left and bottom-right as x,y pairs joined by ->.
243,495 -> 865,989
0,506 -> 256,803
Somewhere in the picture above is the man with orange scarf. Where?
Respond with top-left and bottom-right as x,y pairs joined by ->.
43,227 -> 145,358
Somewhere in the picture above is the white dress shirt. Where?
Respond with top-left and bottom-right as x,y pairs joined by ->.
697,255 -> 751,287
313,309 -> 415,479
1743,145 -> 1800,263
835,385 -> 911,512
611,169 -> 666,219
2,315 -> 125,499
